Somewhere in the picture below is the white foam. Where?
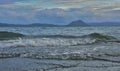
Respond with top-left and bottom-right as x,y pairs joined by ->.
0,38 -> 97,47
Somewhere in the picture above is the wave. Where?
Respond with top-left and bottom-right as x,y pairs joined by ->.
0,31 -> 24,40
0,32 -> 118,47
0,31 -> 116,40
20,53 -> 120,62
1,52 -> 120,63
0,38 -> 97,47
30,35 -> 82,38
0,52 -> 95,60
82,33 -> 116,41
27,33 -> 116,40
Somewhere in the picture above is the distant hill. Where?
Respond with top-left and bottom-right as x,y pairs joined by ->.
0,23 -> 59,27
0,23 -> 25,27
67,20 -> 88,26
1,21 -> 120,27
0,20 -> 89,27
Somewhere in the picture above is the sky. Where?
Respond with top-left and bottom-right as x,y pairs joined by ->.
0,0 -> 120,25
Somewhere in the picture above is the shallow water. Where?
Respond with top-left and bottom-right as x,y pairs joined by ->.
0,27 -> 120,71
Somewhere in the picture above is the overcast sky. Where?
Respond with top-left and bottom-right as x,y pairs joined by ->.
0,0 -> 120,24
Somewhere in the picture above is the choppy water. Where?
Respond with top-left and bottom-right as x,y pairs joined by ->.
0,27 -> 120,71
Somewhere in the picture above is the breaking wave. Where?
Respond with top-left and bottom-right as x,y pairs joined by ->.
0,32 -> 118,47
27,33 -> 116,40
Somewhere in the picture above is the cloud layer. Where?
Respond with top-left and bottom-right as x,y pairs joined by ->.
0,0 -> 119,24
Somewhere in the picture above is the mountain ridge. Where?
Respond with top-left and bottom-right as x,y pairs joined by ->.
0,20 -> 120,27
0,20 -> 88,27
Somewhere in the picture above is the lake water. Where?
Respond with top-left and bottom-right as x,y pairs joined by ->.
0,27 -> 120,71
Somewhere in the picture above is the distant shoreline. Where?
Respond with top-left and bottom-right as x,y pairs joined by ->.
0,20 -> 120,27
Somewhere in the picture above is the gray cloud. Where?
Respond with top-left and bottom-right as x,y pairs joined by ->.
0,0 -> 27,4
0,0 -> 119,24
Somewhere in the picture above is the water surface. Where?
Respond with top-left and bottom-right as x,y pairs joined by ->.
0,27 -> 120,71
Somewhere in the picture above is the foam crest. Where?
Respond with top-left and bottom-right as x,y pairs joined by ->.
0,38 -> 97,47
